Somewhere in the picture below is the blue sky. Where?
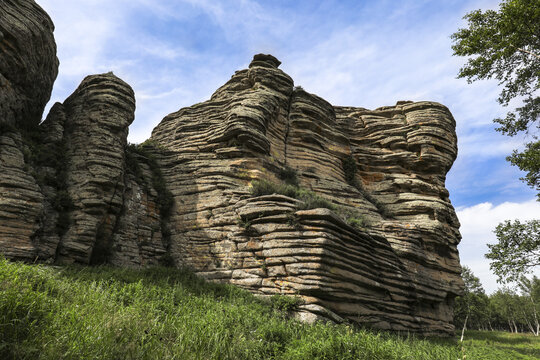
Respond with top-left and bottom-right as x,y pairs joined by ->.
38,0 -> 539,293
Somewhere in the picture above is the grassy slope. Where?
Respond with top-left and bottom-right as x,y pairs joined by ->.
461,331 -> 540,359
1,259 -> 538,360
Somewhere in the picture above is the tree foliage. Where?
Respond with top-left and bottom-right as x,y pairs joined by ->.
451,0 -> 540,198
454,267 -> 489,332
486,219 -> 540,283
453,267 -> 540,335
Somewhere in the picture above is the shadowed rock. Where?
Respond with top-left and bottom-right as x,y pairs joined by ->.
0,0 -> 58,129
0,0 -> 57,260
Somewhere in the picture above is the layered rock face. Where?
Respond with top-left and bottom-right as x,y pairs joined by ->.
149,54 -> 463,335
0,1 -> 168,267
0,0 -> 58,129
0,0 -> 57,260
0,2 -> 463,336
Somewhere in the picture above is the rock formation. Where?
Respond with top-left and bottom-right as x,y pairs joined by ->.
0,1 -> 464,336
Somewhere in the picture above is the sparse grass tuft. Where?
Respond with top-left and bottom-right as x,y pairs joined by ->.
270,294 -> 303,313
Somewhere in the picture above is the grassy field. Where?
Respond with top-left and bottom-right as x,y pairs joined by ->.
1,258 -> 539,359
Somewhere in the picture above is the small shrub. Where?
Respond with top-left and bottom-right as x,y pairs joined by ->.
238,218 -> 252,229
270,294 -> 303,313
296,188 -> 336,211
342,155 -> 358,186
251,179 -> 298,198
286,212 -> 302,230
278,165 -> 299,186
347,217 -> 366,229
338,207 -> 368,229
250,179 -> 367,228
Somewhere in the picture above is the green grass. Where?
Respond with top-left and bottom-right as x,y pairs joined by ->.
459,330 -> 540,359
1,258 -> 539,359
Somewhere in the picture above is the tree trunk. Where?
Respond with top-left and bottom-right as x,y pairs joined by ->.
461,313 -> 469,342
531,297 -> 539,336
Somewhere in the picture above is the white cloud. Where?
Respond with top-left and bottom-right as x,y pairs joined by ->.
457,199 -> 540,293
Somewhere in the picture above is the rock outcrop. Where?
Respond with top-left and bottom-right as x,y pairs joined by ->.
0,0 -> 58,129
0,2 -> 464,336
0,0 -> 57,260
149,54 -> 463,335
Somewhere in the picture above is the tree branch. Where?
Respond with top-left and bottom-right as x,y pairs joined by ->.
515,46 -> 540,60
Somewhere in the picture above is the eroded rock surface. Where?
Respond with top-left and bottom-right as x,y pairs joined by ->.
0,0 -> 58,129
149,54 -> 463,335
0,2 -> 464,336
0,0 -> 57,260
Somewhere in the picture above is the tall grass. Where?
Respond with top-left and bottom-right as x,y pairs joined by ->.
0,258 -> 467,359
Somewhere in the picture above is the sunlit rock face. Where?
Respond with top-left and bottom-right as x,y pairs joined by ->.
150,54 -> 463,335
0,2 -> 463,336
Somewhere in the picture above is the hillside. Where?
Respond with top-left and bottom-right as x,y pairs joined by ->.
3,259 -> 540,359
0,258 -> 460,359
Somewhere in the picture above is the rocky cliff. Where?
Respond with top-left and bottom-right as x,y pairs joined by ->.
0,1 -> 464,336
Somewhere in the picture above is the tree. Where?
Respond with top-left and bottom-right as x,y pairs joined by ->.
454,266 -> 489,338
486,219 -> 540,283
451,0 -> 540,198
490,287 -> 521,332
517,276 -> 540,335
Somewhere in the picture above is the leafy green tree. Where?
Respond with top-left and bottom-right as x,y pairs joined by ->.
451,0 -> 540,198
490,287 -> 521,332
454,266 -> 489,337
486,219 -> 540,283
517,275 -> 540,335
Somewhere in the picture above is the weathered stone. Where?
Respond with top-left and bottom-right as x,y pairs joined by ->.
53,73 -> 136,264
0,0 -> 58,129
0,130 -> 44,260
108,150 -> 169,267
0,0 -> 57,260
147,54 -> 464,335
0,0 -> 465,336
